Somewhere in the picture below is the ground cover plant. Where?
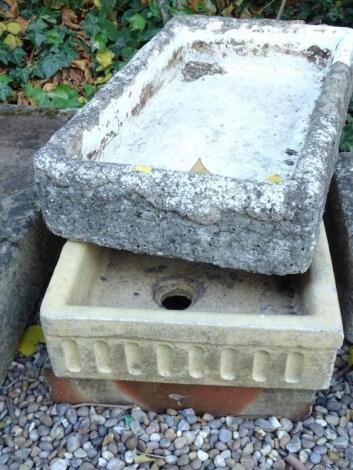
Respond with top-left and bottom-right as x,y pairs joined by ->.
0,0 -> 353,148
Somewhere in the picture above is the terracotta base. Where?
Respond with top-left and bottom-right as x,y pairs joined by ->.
45,369 -> 314,419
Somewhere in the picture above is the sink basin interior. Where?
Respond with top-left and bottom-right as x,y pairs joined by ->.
94,39 -> 331,182
70,248 -> 308,316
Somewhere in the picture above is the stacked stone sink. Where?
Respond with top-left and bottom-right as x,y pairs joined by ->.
36,16 -> 352,415
35,15 -> 353,275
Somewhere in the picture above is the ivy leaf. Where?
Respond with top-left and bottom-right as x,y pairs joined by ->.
9,47 -> 26,67
128,13 -> 146,31
83,83 -> 96,99
39,44 -> 77,78
81,12 -> 101,39
47,84 -> 81,108
0,22 -> 6,37
24,83 -> 50,106
0,74 -> 12,102
0,43 -> 10,65
6,22 -> 22,35
25,18 -> 48,48
9,67 -> 29,84
4,33 -> 23,50
120,46 -> 135,61
96,48 -> 114,69
45,27 -> 66,46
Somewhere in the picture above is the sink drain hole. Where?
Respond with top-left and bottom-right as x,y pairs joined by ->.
162,294 -> 192,310
154,279 -> 199,311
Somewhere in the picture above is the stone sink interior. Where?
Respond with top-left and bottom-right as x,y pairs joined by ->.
70,247 -> 310,316
81,25 -> 339,182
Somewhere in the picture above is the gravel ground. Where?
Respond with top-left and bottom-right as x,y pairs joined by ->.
0,345 -> 353,470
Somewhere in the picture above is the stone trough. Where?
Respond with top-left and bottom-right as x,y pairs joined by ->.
326,152 -> 353,343
41,226 -> 342,396
35,16 -> 353,275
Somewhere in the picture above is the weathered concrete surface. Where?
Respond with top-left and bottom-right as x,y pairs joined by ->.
45,369 -> 315,419
0,106 -> 74,386
325,152 -> 353,343
35,16 -> 353,275
0,106 -> 73,197
41,225 -> 343,390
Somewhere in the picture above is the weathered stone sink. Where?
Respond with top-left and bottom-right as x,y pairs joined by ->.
41,226 -> 343,390
35,16 -> 353,274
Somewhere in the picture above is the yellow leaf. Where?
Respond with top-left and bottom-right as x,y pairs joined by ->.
6,21 -> 21,34
93,74 -> 112,85
17,325 -> 45,356
96,49 -> 114,70
266,174 -> 282,184
0,23 -> 6,37
349,346 -> 353,367
135,164 -> 152,174
94,0 -> 101,7
190,158 -> 209,174
4,33 -> 22,50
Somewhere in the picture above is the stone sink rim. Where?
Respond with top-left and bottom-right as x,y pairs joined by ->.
34,15 -> 353,275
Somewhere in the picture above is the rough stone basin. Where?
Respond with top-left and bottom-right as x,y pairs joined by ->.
41,226 -> 343,390
35,16 -> 353,274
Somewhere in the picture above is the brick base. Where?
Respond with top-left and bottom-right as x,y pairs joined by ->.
45,369 -> 314,419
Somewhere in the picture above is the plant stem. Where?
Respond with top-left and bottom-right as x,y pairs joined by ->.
276,0 -> 287,20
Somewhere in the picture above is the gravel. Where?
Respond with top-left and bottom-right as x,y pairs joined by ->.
0,345 -> 353,469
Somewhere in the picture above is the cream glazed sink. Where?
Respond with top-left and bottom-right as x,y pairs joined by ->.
41,226 -> 343,390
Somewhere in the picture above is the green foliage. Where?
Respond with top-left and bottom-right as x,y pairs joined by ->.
341,105 -> 353,153
0,0 -> 353,150
0,73 -> 12,100
0,0 -> 163,105
24,82 -> 81,107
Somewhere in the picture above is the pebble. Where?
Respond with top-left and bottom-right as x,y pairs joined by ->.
106,459 -> 125,470
307,422 -> 324,437
0,344 -> 352,470
280,418 -> 294,432
197,450 -> 209,462
309,451 -> 321,464
66,435 -> 81,453
50,459 -> 67,470
66,408 -> 78,425
286,435 -> 301,453
175,436 -> 187,449
219,428 -> 232,443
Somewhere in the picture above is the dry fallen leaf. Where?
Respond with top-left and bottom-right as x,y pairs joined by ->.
43,82 -> 58,92
135,164 -> 152,174
190,158 -> 209,174
133,454 -> 158,464
17,325 -> 45,356
62,8 -> 79,29
17,91 -> 28,105
266,174 -> 282,184
72,59 -> 92,82
14,16 -> 29,32
4,0 -> 19,18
